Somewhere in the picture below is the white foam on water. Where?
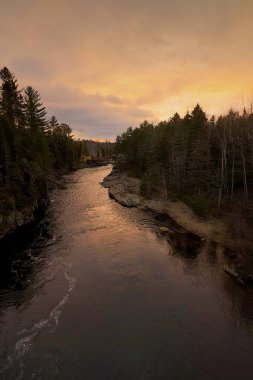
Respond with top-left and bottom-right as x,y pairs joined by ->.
0,262 -> 76,379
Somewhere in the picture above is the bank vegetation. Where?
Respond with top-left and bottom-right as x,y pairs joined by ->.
114,104 -> 253,259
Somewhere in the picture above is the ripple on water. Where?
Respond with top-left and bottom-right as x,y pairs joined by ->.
0,262 -> 76,379
1,167 -> 253,380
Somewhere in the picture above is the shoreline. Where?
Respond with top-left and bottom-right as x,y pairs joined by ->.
102,170 -> 227,243
102,169 -> 253,286
0,163 -> 110,241
0,170 -> 72,240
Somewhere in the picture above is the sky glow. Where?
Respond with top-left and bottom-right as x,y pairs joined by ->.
2,0 -> 253,139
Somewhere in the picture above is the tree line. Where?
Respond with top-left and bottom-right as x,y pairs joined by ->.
0,67 -> 85,214
84,139 -> 114,160
114,105 -> 253,218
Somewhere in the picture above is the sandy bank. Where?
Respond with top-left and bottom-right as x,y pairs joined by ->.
102,170 -> 227,244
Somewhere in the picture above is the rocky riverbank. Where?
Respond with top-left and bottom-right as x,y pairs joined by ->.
102,170 -> 226,242
0,174 -> 68,240
0,198 -> 49,239
102,170 -> 253,285
0,162 -> 110,240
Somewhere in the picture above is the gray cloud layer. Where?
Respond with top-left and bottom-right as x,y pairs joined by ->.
2,0 -> 253,139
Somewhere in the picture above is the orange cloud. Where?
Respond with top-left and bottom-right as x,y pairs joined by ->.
1,0 -> 253,138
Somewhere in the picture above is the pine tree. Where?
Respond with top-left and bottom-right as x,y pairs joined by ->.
44,115 -> 57,135
0,67 -> 24,128
24,86 -> 47,130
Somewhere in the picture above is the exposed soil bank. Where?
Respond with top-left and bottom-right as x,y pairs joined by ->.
102,170 -> 253,285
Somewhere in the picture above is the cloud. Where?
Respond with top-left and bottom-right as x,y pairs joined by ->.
1,0 -> 253,138
39,83 -> 156,140
48,104 -> 155,140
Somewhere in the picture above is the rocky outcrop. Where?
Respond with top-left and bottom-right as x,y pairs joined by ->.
102,170 -> 253,287
0,171 -> 73,240
102,171 -> 142,208
108,187 -> 142,208
102,170 -> 226,243
0,198 -> 49,239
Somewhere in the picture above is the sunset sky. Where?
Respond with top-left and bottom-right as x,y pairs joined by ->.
2,0 -> 253,140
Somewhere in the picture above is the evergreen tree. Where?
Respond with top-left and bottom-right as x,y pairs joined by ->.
0,67 -> 84,220
24,86 -> 47,130
45,115 -> 58,135
0,67 -> 24,128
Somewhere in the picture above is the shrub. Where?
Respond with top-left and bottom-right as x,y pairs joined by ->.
186,193 -> 211,217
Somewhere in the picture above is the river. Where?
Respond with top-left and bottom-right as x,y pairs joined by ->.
1,166 -> 253,380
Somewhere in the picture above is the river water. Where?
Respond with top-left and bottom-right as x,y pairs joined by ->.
1,166 -> 253,379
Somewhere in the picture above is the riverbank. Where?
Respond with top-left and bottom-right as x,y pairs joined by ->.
0,161 -> 111,240
0,173 -> 70,240
102,170 -> 253,285
2,165 -> 253,380
102,170 -> 226,241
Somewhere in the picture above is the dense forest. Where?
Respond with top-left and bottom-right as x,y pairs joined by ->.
0,67 -> 115,237
114,105 -> 253,228
0,67 -> 88,232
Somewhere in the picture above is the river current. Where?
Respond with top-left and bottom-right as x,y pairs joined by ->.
1,166 -> 253,379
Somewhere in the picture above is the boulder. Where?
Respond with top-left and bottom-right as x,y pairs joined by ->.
120,193 -> 142,207
109,190 -> 142,207
159,226 -> 170,233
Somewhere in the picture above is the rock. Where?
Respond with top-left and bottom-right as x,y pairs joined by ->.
0,196 -> 49,239
224,266 -> 246,285
159,226 -> 170,233
121,193 -> 142,207
224,266 -> 239,279
111,184 -> 125,194
102,171 -> 144,208
102,173 -> 123,188
108,185 -> 124,200
109,188 -> 142,207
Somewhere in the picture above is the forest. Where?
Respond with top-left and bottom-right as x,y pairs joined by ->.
114,105 -> 253,230
2,64 -> 253,242
0,67 -> 88,223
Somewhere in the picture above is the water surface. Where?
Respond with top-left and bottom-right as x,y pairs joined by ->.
1,166 -> 253,379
